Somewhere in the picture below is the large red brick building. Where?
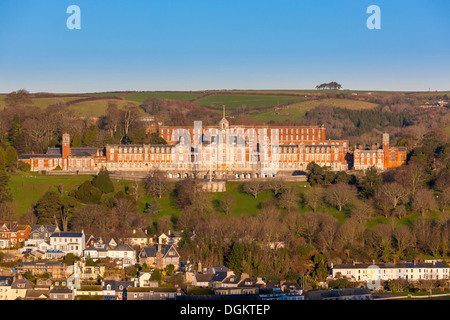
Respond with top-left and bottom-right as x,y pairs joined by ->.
18,114 -> 406,178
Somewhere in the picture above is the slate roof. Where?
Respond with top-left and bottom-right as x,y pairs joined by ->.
51,232 -> 83,238
111,244 -> 134,251
11,279 -> 34,290
70,148 -> 99,157
195,273 -> 215,283
19,154 -> 61,159
211,272 -> 230,282
30,225 -> 59,233
46,148 -> 62,156
140,244 -> 180,258
212,264 -> 230,273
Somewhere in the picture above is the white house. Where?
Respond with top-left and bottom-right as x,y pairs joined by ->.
158,230 -> 183,246
83,243 -> 136,268
107,244 -> 137,267
331,261 -> 450,283
49,231 -> 85,257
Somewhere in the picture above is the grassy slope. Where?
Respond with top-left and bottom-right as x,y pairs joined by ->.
195,94 -> 303,109
245,98 -> 378,123
124,92 -> 203,103
66,99 -> 147,117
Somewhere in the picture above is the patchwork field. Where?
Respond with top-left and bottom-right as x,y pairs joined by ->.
245,98 -> 379,123
194,94 -> 303,109
124,92 -> 203,103
66,99 -> 146,117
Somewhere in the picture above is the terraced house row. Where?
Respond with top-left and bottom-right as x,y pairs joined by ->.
18,113 -> 407,178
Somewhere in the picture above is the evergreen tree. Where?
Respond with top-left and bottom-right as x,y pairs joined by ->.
75,181 -> 102,204
226,242 -> 244,275
92,168 -> 114,194
0,148 -> 6,171
7,115 -> 26,153
34,191 -> 62,225
0,171 -> 13,204
145,198 -> 162,216
83,125 -> 98,147
306,162 -> 324,186
4,146 -> 18,168
72,132 -> 82,148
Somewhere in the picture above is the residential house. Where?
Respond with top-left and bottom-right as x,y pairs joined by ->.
331,261 -> 450,283
125,229 -> 151,248
50,231 -> 85,256
158,230 -> 183,246
10,278 -> 34,300
139,244 -> 180,270
74,261 -> 106,281
102,280 -> 135,300
107,244 -> 137,267
16,262 -> 66,279
21,240 -> 52,255
24,288 -> 50,300
25,225 -> 60,248
0,276 -> 14,300
0,221 -> 31,249
85,235 -> 117,249
84,244 -> 109,260
45,249 -> 65,260
49,288 -> 75,300
186,264 -> 234,288
127,287 -> 182,300
136,271 -> 158,288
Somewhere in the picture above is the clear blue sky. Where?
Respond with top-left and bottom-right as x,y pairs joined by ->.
0,0 -> 448,93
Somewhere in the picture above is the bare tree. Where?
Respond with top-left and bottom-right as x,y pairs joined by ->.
396,161 -> 426,198
324,183 -> 357,212
219,193 -> 236,215
303,186 -> 324,213
350,199 -> 375,223
144,170 -> 170,199
393,225 -> 415,256
299,212 -> 321,245
436,187 -> 450,213
376,182 -> 408,210
267,178 -> 287,196
412,189 -> 438,216
278,187 -> 299,213
242,180 -> 267,199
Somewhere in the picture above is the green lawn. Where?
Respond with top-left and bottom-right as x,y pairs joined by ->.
245,98 -> 379,123
125,92 -> 203,103
195,94 -> 303,109
9,172 -> 96,217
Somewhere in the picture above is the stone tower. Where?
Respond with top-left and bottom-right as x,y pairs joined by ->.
62,133 -> 71,170
382,133 -> 390,168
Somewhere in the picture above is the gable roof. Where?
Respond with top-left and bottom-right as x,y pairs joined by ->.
30,225 -> 59,234
140,244 -> 180,259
